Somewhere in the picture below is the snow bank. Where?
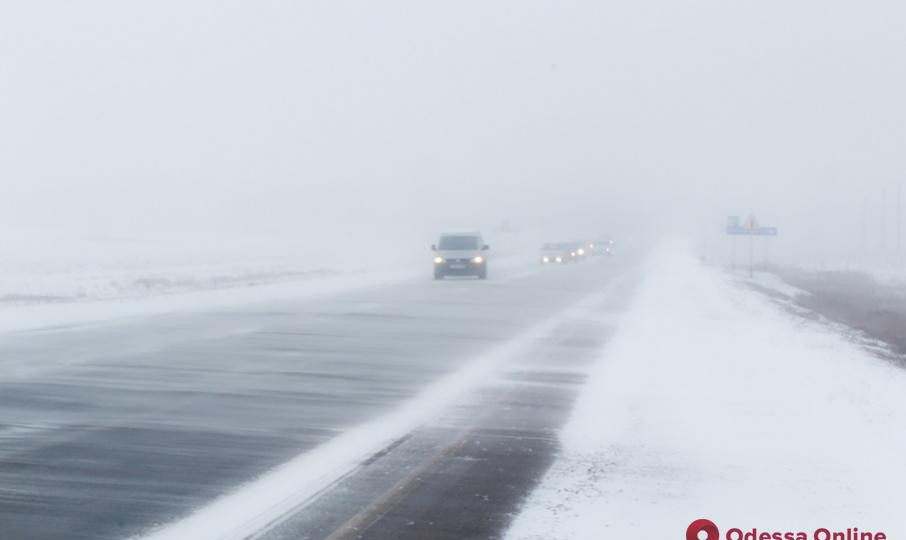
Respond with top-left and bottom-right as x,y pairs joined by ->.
0,269 -> 419,335
506,240 -> 906,539
0,228 -> 417,333
0,228 -> 383,305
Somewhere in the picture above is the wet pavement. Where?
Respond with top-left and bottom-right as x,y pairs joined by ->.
0,254 -> 640,540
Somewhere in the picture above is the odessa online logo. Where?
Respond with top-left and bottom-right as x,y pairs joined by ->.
686,519 -> 887,540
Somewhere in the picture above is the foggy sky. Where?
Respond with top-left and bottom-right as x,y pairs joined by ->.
2,1 -> 906,261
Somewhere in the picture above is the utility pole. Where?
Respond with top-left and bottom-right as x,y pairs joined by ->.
882,187 -> 887,254
861,196 -> 868,256
898,184 -> 902,261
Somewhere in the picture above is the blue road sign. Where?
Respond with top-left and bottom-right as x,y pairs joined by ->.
726,214 -> 778,236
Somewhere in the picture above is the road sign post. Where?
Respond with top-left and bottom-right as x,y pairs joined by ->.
750,229 -> 754,277
726,214 -> 778,277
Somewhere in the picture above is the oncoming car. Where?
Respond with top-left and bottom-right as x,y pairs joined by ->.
539,242 -> 585,264
539,242 -> 567,264
587,238 -> 614,256
570,243 -> 587,261
431,232 -> 489,279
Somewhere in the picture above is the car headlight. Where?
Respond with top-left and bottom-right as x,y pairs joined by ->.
433,256 -> 444,264
472,256 -> 484,264
577,248 -> 585,255
570,252 -> 576,257
555,256 -> 562,263
542,256 -> 550,263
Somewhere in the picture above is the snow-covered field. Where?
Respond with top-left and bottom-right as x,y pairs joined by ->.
0,228 -> 374,305
0,227 -> 538,334
0,228 -> 417,334
506,241 -> 906,539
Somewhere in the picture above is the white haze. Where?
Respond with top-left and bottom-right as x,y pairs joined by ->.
2,1 -> 906,266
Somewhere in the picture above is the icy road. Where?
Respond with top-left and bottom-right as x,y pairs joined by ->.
0,253 -> 639,540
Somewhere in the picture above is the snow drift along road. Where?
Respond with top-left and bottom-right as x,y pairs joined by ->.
507,241 -> 906,539
134,278 -> 619,540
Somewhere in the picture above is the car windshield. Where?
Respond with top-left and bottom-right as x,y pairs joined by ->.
439,236 -> 479,250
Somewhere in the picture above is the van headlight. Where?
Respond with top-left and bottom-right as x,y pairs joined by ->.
433,257 -> 444,264
542,256 -> 550,263
555,256 -> 562,263
472,256 -> 484,264
577,248 -> 585,255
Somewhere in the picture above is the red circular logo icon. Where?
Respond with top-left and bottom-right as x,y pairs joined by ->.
687,519 -> 719,540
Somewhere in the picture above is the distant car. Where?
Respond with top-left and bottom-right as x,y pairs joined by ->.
540,242 -> 585,264
567,242 -> 587,262
539,243 -> 568,264
587,238 -> 614,256
432,232 -> 489,279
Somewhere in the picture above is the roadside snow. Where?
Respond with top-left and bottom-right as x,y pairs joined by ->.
0,269 -> 416,335
0,228 -> 372,307
0,228 -> 416,334
0,228 -> 537,334
506,241 -> 906,539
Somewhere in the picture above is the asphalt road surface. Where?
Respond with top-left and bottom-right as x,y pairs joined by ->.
0,253 -> 640,540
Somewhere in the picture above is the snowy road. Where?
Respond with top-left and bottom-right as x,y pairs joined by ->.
0,253 -> 640,540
